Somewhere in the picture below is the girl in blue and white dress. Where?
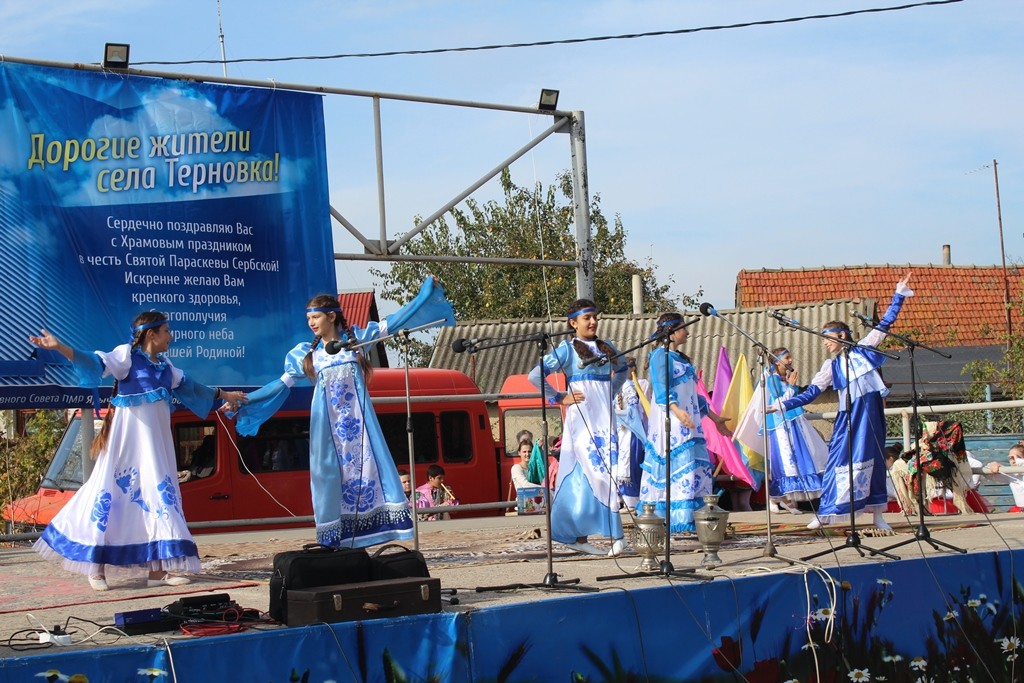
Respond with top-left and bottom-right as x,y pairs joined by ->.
737,347 -> 827,512
28,312 -> 247,591
233,278 -> 454,549
772,272 -> 913,530
528,299 -> 629,557
639,313 -> 731,534
614,371 -> 648,511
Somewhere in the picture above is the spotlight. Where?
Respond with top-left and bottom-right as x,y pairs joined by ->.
103,43 -> 131,70
537,88 -> 560,111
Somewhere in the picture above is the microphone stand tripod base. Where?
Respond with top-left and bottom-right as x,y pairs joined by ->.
802,522 -> 900,562
541,573 -> 581,588
879,518 -> 967,555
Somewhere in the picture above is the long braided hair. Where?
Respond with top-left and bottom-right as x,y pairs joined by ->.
302,294 -> 372,381
91,310 -> 168,458
567,298 -> 616,364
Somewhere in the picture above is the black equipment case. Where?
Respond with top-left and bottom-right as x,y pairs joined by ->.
269,544 -> 372,623
286,576 -> 442,626
370,543 -> 430,580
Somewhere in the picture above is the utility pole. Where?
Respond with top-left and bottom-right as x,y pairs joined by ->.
993,159 -> 1012,349
217,0 -> 228,77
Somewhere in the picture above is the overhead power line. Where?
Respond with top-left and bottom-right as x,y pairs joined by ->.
134,0 -> 964,67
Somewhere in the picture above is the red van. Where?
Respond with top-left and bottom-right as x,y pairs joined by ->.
496,373 -> 565,497
3,368 -> 501,534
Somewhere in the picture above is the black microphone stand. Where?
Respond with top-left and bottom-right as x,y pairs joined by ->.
471,328 -> 597,593
778,320 -> 900,562
863,323 -> 965,555
333,318 -> 448,551
705,315 -> 813,570
596,319 -> 704,582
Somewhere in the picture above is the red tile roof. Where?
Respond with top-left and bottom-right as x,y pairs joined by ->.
336,290 -> 379,329
736,265 -> 1022,347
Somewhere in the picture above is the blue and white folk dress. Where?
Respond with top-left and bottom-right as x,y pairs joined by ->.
35,345 -> 216,578
529,339 -> 628,544
740,370 -> 828,503
615,377 -> 648,510
234,278 -> 454,548
638,347 -> 712,533
780,283 -> 913,523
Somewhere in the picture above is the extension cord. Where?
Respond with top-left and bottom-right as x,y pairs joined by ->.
38,630 -> 73,646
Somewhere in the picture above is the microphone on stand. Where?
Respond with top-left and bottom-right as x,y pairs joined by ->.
698,302 -> 718,317
850,310 -> 875,325
671,318 -> 702,329
768,310 -> 800,327
579,354 -> 609,368
324,338 -> 354,355
451,337 -> 489,354
650,316 -> 702,343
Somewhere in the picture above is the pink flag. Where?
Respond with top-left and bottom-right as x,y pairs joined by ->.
711,346 -> 733,414
697,374 -> 754,487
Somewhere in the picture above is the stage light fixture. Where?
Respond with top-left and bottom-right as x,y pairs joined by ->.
537,88 -> 560,111
103,43 -> 131,70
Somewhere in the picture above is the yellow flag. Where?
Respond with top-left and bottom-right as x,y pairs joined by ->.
632,371 -> 651,417
721,353 -> 763,472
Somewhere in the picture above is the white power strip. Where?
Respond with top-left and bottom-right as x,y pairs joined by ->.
38,631 -> 73,646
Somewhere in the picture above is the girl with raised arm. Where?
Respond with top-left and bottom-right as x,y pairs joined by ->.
771,272 -> 913,530
28,312 -> 246,591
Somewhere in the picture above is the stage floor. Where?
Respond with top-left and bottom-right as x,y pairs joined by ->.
2,508 -> 1023,659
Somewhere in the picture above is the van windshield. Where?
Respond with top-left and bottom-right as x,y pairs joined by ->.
502,408 -> 563,457
41,417 -> 90,491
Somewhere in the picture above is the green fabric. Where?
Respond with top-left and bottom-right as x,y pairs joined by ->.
527,441 -> 546,485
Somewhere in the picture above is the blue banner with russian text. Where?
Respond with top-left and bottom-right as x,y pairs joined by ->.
0,62 -> 334,404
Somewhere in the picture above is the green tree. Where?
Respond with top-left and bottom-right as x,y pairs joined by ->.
964,292 -> 1024,403
2,410 -> 66,529
370,170 -> 696,364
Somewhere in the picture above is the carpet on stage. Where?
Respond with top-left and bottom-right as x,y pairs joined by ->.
0,572 -> 260,614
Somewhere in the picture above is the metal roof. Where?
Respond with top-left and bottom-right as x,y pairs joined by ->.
881,344 -> 1007,404
431,299 -> 876,400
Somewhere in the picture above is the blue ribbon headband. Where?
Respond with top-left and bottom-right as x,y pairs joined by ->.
307,306 -> 342,313
568,307 -> 596,320
131,319 -> 168,335
658,318 -> 684,328
822,327 -> 846,335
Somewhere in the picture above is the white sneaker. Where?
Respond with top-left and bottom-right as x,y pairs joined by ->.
873,513 -> 892,530
608,539 -> 627,557
88,576 -> 108,591
806,517 -> 822,530
147,574 -> 191,587
566,542 -> 605,556
779,500 -> 804,515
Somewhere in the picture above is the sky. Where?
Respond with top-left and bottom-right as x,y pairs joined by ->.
1,0 -> 1022,316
